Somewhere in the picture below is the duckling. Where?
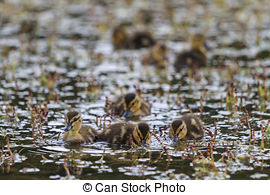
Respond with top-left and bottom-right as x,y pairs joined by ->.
112,23 -> 156,50
63,111 -> 97,144
141,43 -> 169,69
97,122 -> 151,145
130,32 -> 156,49
106,92 -> 151,118
136,9 -> 153,25
174,34 -> 207,71
112,23 -> 130,50
169,114 -> 205,142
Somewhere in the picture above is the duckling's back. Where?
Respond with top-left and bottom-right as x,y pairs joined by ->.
181,115 -> 205,139
174,49 -> 207,71
79,125 -> 98,143
97,122 -> 134,144
110,96 -> 125,116
139,99 -> 151,115
130,32 -> 156,49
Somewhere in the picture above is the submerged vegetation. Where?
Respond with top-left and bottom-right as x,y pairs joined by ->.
1,0 -> 270,179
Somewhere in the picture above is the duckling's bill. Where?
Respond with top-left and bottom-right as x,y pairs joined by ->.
122,108 -> 131,118
64,122 -> 72,131
132,139 -> 148,147
137,139 -> 147,147
204,42 -> 210,50
172,134 -> 178,142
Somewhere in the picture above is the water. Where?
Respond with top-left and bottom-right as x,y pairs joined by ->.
1,0 -> 270,180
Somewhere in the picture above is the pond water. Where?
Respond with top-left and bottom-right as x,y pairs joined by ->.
1,0 -> 270,180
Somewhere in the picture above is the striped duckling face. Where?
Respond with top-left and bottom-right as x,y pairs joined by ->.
132,122 -> 151,146
112,24 -> 128,49
189,33 -> 207,54
122,93 -> 142,117
169,119 -> 187,142
152,44 -> 168,67
64,111 -> 82,132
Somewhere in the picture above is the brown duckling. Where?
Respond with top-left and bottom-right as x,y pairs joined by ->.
106,92 -> 151,118
141,43 -> 169,69
112,23 -> 130,50
63,111 -> 97,144
136,9 -> 153,25
174,34 -> 207,71
130,32 -> 156,49
112,23 -> 156,50
169,114 -> 205,142
97,122 -> 151,145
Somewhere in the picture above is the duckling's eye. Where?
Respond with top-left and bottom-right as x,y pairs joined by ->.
73,117 -> 80,122
179,126 -> 184,132
130,100 -> 137,107
175,126 -> 184,135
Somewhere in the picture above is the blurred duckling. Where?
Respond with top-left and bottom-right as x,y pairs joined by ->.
169,114 -> 205,142
63,111 -> 97,144
136,9 -> 153,25
174,34 -> 208,71
106,92 -> 151,118
141,43 -> 169,69
112,23 -> 130,50
97,122 -> 151,145
112,23 -> 156,50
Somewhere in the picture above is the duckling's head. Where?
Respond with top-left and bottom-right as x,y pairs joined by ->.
132,122 -> 151,146
112,24 -> 129,49
64,111 -> 82,132
169,119 -> 187,142
122,93 -> 142,118
152,44 -> 169,68
189,33 -> 207,54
